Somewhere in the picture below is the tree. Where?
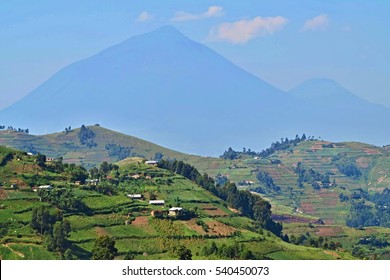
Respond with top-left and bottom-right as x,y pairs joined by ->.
154,152 -> 163,161
36,154 -> 46,168
176,245 -> 192,260
30,205 -> 57,235
92,235 -> 118,260
47,220 -> 71,253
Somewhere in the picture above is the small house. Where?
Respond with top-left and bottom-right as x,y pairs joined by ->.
145,160 -> 158,166
168,207 -> 183,217
38,185 -> 53,190
149,200 -> 165,205
127,194 -> 142,199
86,179 -> 99,186
130,174 -> 141,179
27,152 -> 34,156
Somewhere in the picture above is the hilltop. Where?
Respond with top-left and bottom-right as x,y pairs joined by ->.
0,145 -> 349,260
0,125 -> 200,169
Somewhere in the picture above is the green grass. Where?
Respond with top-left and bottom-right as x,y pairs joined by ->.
1,140 -> 390,260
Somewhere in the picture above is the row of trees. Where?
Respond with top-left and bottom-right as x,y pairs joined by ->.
202,241 -> 256,259
289,233 -> 342,250
157,159 -> 283,236
0,125 -> 29,133
220,134 -> 311,160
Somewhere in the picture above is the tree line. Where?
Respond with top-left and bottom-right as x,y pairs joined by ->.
220,134 -> 312,160
0,125 -> 29,133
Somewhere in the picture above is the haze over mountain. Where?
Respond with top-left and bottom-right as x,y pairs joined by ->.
290,78 -> 389,109
0,26 -> 389,154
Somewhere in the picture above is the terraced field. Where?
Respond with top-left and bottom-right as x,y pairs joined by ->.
1,147 -> 345,259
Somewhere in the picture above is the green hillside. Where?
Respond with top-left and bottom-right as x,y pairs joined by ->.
0,145 -> 349,260
1,127 -> 390,259
193,140 -> 390,259
0,126 -> 201,169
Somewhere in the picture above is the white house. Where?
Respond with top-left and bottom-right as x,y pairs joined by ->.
127,194 -> 142,199
38,185 -> 53,190
145,160 -> 158,166
149,200 -> 165,205
168,207 -> 183,217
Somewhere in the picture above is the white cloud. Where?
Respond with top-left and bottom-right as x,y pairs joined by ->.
302,14 -> 329,31
208,16 -> 288,44
136,11 -> 153,22
171,6 -> 224,22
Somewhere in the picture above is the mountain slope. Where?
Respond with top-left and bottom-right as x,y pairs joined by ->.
1,28 -> 390,154
0,125 -> 200,168
0,26 -> 299,155
290,78 -> 388,110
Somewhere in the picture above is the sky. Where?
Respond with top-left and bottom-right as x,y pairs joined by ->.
1,0 -> 389,110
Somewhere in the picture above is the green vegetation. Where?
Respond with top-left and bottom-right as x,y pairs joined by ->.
0,125 -> 200,168
78,125 -> 97,148
0,145 -> 350,260
220,134 -> 309,159
92,235 -> 118,260
157,159 -> 283,236
2,128 -> 390,259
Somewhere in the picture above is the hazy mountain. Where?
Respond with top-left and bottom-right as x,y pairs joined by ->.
0,27 -> 389,154
290,78 -> 387,109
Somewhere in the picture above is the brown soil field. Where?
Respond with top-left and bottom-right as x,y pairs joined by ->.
95,227 -> 108,236
315,226 -> 343,237
132,216 -> 149,227
272,214 -> 314,224
205,221 -> 236,236
318,190 -> 338,206
300,202 -> 316,215
356,157 -> 370,168
182,220 -> 208,235
0,189 -> 8,200
363,148 -> 380,155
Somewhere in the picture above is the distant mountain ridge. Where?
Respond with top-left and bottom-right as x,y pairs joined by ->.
0,26 -> 389,155
290,78 -> 389,109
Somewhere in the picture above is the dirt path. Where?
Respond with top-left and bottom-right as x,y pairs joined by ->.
2,243 -> 25,258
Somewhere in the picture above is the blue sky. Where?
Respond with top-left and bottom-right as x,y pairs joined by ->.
1,0 -> 389,109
